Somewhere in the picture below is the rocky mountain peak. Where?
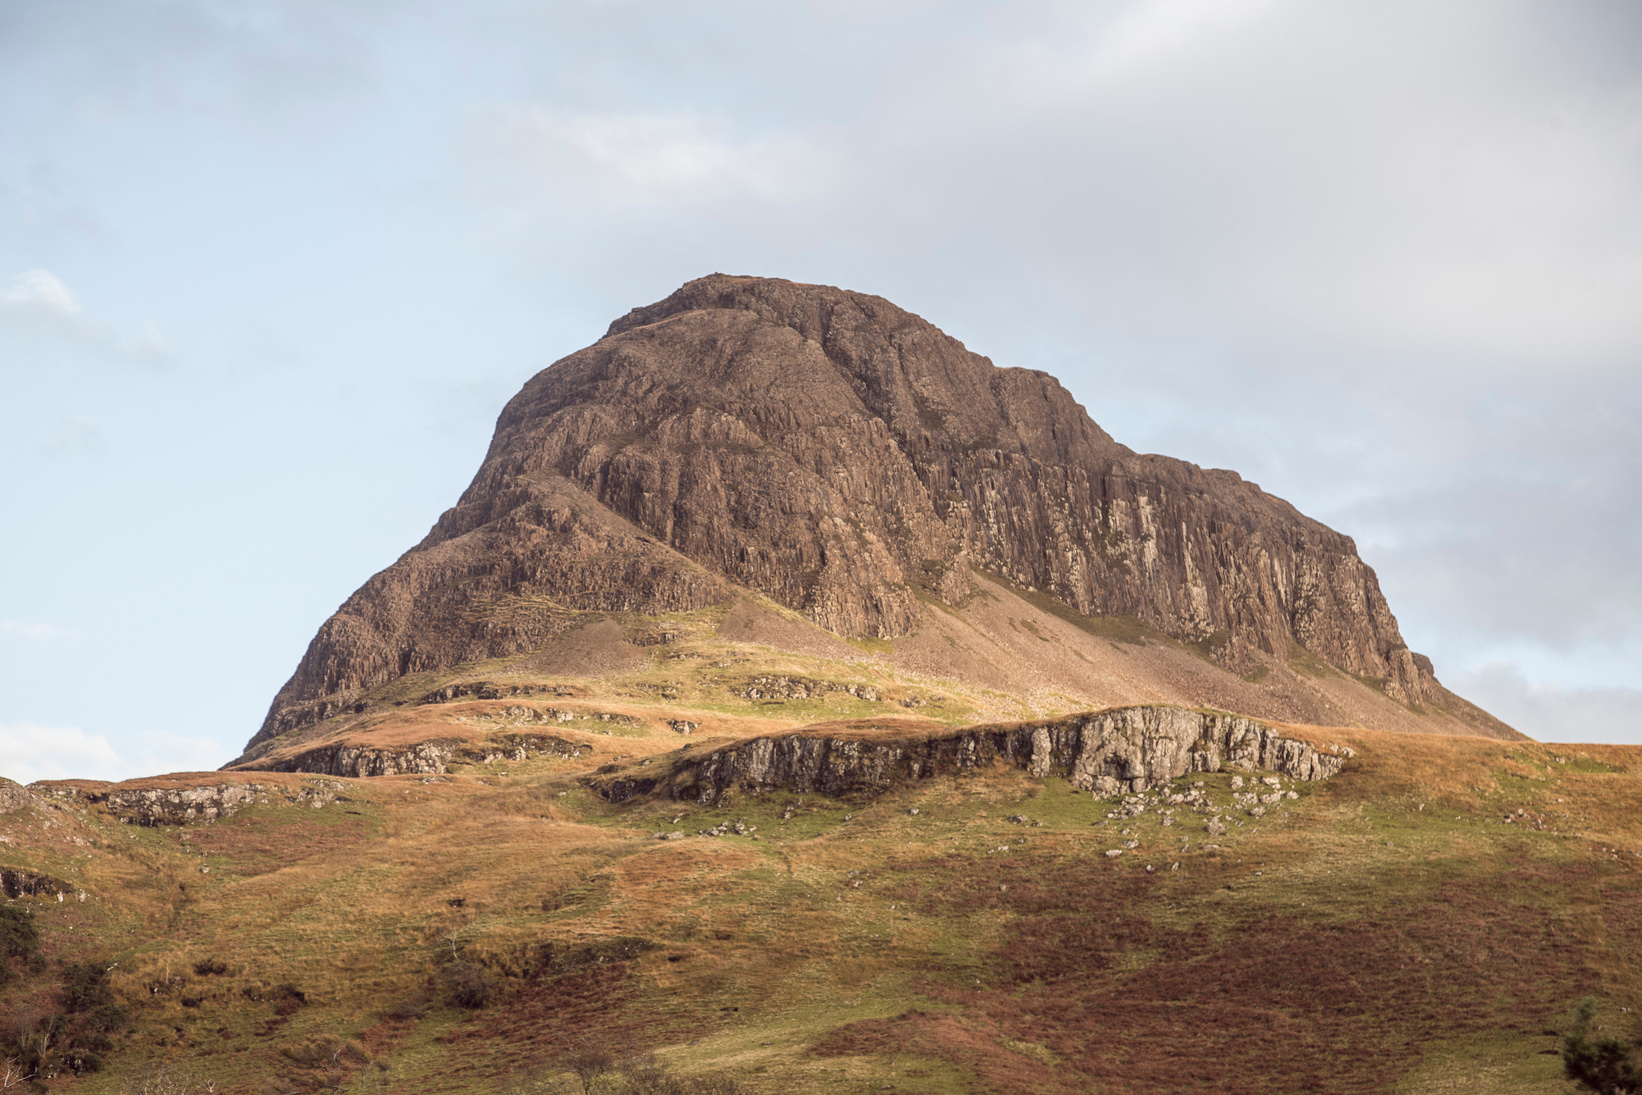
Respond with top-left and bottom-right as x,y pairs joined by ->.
250,274 -> 1454,752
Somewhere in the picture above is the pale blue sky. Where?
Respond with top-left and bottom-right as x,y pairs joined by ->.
3,0 -> 1640,781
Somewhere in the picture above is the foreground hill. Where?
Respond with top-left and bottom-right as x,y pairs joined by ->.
243,274 -> 1513,773
2,724 -> 1637,1094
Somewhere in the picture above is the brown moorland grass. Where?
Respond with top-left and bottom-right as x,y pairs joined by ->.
815,849 -> 1601,1094
3,719 -> 1638,1094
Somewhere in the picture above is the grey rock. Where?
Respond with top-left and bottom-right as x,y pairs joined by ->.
596,704 -> 1345,806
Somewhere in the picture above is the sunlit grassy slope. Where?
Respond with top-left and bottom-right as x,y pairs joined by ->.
5,705 -> 1640,1095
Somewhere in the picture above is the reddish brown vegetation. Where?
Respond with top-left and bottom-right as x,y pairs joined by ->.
421,963 -> 695,1088
817,852 -> 1608,1094
184,812 -> 372,876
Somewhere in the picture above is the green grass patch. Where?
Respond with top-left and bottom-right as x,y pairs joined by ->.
1287,640 -> 1335,679
976,569 -> 1166,646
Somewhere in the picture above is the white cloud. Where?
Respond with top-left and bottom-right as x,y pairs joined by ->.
0,268 -> 164,360
0,620 -> 77,642
126,732 -> 231,778
1007,0 -> 1642,367
0,723 -> 123,784
489,108 -> 829,200
1448,665 -> 1642,744
0,722 -> 227,784
0,268 -> 83,317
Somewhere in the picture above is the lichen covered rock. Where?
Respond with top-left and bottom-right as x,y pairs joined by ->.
591,705 -> 1345,804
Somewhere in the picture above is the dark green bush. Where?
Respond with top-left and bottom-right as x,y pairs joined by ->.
1564,997 -> 1642,1095
438,961 -> 497,1009
59,961 -> 114,1013
84,1003 -> 128,1035
62,1046 -> 102,1074
0,906 -> 41,983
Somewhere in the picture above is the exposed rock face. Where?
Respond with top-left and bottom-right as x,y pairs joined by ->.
590,706 -> 1347,804
269,742 -> 454,778
45,781 -> 339,825
104,782 -> 272,824
267,733 -> 587,778
252,274 -> 1440,749
0,867 -> 71,899
0,777 -> 41,814
253,476 -> 727,748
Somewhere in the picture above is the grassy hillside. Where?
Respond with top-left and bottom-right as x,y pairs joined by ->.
3,718 -> 1638,1094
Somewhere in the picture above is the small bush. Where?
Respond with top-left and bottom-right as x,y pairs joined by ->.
1564,997 -> 1642,1095
1,1010 -> 59,1083
381,992 -> 430,1021
60,961 -> 115,1013
556,1044 -> 614,1095
243,982 -> 306,1016
62,1046 -> 103,1074
438,961 -> 497,1009
0,906 -> 41,984
84,1004 -> 129,1035
192,958 -> 228,976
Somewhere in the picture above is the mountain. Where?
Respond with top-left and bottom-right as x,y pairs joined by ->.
241,274 -> 1511,768
11,277 -> 1637,1095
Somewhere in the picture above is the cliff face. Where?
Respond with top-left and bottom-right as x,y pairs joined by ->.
251,274 -> 1441,749
589,706 -> 1350,805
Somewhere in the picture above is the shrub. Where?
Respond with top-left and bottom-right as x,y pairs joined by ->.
438,961 -> 497,1009
0,907 -> 40,984
60,962 -> 115,1014
61,1045 -> 103,1074
556,1044 -> 614,1095
381,992 -> 430,1021
83,1004 -> 129,1035
243,982 -> 307,1016
0,1011 -> 60,1084
1564,997 -> 1642,1095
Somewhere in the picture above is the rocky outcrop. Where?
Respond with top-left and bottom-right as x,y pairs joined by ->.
252,274 -> 1443,750
590,705 -> 1348,804
268,741 -> 455,778
259,695 -> 377,739
0,867 -> 71,899
38,780 -> 340,825
0,777 -> 42,814
420,682 -> 585,705
106,783 -> 272,824
259,733 -> 588,778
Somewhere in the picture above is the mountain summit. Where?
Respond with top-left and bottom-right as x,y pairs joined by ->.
246,274 -> 1511,759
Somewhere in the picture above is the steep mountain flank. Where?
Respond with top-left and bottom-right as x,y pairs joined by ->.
250,275 -> 1503,753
